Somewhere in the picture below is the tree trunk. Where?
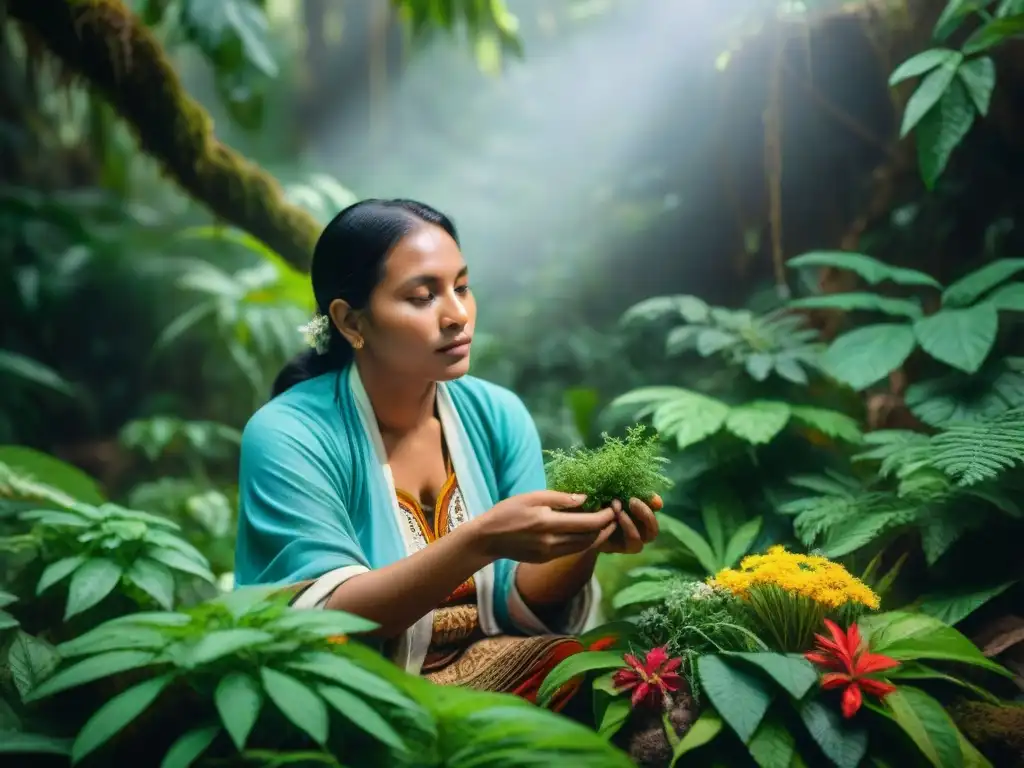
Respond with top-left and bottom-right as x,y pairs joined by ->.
7,0 -> 322,272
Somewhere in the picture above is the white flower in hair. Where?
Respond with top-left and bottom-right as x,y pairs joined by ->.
298,313 -> 331,355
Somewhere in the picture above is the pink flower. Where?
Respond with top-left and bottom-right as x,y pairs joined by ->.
612,646 -> 684,709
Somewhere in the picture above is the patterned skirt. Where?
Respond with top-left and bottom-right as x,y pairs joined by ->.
418,604 -> 590,710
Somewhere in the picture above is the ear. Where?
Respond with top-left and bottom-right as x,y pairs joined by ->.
328,298 -> 363,348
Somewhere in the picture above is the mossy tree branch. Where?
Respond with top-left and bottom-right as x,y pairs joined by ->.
9,0 -> 321,272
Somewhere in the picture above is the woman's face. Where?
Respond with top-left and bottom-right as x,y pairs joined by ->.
337,223 -> 476,382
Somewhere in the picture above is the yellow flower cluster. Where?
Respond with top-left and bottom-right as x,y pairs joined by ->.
709,546 -> 880,610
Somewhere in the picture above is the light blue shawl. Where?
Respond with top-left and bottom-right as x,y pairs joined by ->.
234,364 -> 594,672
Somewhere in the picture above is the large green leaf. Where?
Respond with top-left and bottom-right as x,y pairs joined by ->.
593,673 -> 631,739
126,558 -> 175,610
722,518 -> 763,569
160,725 -> 219,768
884,687 -> 964,768
697,328 -> 740,356
670,710 -> 723,766
985,281 -> 1024,310
889,49 -> 959,84
317,684 -> 407,751
261,668 -> 329,745
535,651 -> 625,706
957,56 -> 996,115
611,578 -> 676,610
860,611 -> 1011,677
887,662 -> 999,703
57,624 -> 166,658
789,406 -> 863,443
915,77 -> 976,189
962,15 -> 1024,55
148,547 -> 215,582
787,252 -> 941,288
438,698 -> 630,767
914,304 -> 998,373
697,655 -> 772,743
610,387 -> 730,449
723,653 -> 818,699
183,629 -> 274,667
916,581 -> 1016,626
788,293 -> 923,319
288,652 -> 420,711
36,555 -> 86,595
215,672 -> 263,750
747,711 -> 797,768
822,324 -> 917,391
7,631 -> 60,699
72,674 -> 173,763
268,608 -> 378,637
933,1 -> 984,39
0,445 -> 104,504
724,401 -> 791,445
798,699 -> 868,768
658,516 -> 720,575
0,731 -> 71,755
901,54 -> 963,137
26,650 -> 158,701
65,559 -> 124,619
942,258 -> 1024,307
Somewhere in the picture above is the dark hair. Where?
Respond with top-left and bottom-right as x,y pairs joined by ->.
271,199 -> 459,398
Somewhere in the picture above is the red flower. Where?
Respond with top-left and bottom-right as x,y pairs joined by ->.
805,619 -> 899,718
612,646 -> 684,709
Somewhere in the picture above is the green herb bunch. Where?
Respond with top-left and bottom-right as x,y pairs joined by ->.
20,502 -> 216,619
633,578 -> 763,694
544,425 -> 673,511
24,587 -> 429,764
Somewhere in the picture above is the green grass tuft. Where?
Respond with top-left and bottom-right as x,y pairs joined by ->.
544,424 -> 673,511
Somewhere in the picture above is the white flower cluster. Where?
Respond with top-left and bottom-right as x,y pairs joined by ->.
298,313 -> 331,355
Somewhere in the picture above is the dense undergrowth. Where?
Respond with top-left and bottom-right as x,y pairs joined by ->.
3,0 -> 1024,766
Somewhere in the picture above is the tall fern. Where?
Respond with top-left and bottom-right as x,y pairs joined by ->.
855,409 -> 1024,487
928,408 -> 1024,486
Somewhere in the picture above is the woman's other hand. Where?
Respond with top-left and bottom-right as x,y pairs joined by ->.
468,491 -> 617,564
598,496 -> 660,555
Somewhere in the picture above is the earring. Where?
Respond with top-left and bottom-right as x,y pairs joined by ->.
351,337 -> 364,350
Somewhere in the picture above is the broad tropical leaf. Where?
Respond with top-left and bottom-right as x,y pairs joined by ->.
914,303 -> 998,373
787,252 -> 940,289
942,258 -> 1024,307
822,324 -> 917,390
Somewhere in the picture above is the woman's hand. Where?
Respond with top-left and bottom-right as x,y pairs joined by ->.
598,495 -> 662,555
468,490 -> 617,564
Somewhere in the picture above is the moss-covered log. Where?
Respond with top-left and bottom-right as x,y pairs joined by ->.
8,0 -> 321,272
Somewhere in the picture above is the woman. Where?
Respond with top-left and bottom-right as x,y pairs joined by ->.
234,199 -> 658,707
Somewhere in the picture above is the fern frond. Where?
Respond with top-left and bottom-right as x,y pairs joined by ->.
854,430 -> 933,478
929,408 -> 1024,486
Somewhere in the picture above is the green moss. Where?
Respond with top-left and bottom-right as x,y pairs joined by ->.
10,0 -> 321,272
952,700 -> 1024,762
544,425 -> 672,511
